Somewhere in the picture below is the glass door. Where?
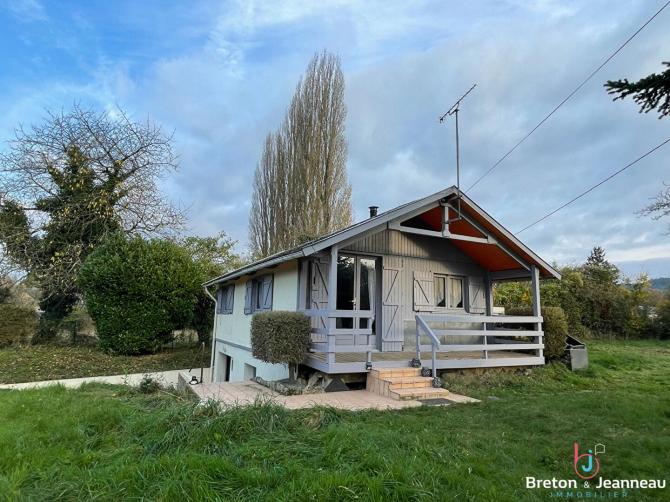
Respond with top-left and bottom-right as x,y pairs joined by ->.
336,255 -> 377,332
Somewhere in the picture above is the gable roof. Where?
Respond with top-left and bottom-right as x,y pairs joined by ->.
204,186 -> 560,287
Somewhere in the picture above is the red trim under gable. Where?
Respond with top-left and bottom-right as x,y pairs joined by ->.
448,207 -> 486,238
450,240 -> 521,272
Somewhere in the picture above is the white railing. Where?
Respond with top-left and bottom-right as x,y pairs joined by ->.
414,313 -> 544,372
302,309 -> 377,364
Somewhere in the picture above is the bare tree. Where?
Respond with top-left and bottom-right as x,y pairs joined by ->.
249,51 -> 352,258
0,104 -> 184,338
639,183 -> 670,233
605,62 -> 670,229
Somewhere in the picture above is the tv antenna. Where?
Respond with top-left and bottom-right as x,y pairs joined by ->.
439,83 -> 476,221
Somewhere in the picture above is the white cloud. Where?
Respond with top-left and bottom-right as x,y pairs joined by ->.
4,0 -> 46,22
1,0 -> 669,272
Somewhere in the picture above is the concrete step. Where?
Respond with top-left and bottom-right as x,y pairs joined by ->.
386,376 -> 433,390
390,387 -> 450,401
370,368 -> 420,379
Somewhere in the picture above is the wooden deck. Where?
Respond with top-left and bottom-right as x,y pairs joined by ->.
302,311 -> 545,374
306,349 -> 544,373
311,350 -> 534,364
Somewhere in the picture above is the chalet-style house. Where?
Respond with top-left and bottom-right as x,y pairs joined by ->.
204,187 -> 560,384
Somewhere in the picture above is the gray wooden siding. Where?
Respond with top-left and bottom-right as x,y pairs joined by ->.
342,230 -> 488,351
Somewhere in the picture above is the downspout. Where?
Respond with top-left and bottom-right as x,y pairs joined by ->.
204,284 -> 218,383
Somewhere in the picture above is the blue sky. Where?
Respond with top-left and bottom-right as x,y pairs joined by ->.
1,0 -> 669,278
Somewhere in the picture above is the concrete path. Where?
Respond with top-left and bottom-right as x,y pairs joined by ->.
187,379 -> 478,411
0,367 -> 211,390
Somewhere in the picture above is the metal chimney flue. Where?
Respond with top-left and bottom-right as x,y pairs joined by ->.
369,206 -> 379,218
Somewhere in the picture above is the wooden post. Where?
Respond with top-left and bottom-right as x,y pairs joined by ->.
530,265 -> 543,360
484,271 -> 493,316
483,271 -> 493,360
327,245 -> 339,365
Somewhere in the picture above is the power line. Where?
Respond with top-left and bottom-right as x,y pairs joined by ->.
466,0 -> 670,192
516,136 -> 670,234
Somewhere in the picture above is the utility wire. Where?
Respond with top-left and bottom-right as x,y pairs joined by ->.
516,136 -> 670,234
466,0 -> 670,192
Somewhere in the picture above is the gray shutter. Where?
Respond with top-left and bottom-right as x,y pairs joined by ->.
260,275 -> 273,311
244,281 -> 253,314
413,271 -> 435,311
382,266 -> 403,352
468,279 -> 485,314
310,258 -> 330,339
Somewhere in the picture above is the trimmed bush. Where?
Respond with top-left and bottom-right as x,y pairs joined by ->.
251,311 -> 311,379
0,304 -> 38,347
79,234 -> 201,355
508,306 -> 569,360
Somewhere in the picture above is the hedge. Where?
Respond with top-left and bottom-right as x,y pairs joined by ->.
507,306 -> 568,360
0,304 -> 38,347
79,234 -> 201,355
251,311 -> 311,379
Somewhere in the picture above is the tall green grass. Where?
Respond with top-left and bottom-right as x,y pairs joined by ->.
0,340 -> 668,501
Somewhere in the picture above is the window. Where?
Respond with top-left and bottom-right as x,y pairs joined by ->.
434,276 -> 446,307
217,284 -> 235,315
244,274 -> 273,314
244,363 -> 256,381
433,274 -> 465,309
449,277 -> 464,309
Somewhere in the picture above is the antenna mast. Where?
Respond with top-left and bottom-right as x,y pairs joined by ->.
439,83 -> 476,221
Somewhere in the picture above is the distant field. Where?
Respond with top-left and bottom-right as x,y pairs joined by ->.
0,340 -> 668,500
0,344 -> 209,384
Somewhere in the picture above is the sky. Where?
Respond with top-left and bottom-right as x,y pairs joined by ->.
1,0 -> 669,278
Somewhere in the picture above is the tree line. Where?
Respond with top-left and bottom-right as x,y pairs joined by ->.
0,51 -> 350,354
495,246 -> 670,339
0,54 -> 667,354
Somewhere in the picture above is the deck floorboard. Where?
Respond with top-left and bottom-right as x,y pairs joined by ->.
310,350 -> 533,364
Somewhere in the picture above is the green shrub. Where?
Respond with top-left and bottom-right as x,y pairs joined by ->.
251,311 -> 311,379
0,304 -> 38,347
79,234 -> 201,355
138,375 -> 162,394
507,306 -> 568,360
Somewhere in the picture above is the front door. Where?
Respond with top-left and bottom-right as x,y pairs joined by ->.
336,255 -> 377,335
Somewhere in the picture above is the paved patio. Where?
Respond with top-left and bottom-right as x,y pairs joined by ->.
184,378 -> 478,411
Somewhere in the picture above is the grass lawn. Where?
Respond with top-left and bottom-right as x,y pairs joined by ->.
0,344 -> 210,384
0,340 -> 668,500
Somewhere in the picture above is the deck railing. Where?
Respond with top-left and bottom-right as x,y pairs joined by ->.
414,313 -> 544,373
302,309 -> 377,365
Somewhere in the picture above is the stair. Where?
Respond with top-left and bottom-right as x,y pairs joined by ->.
366,368 -> 450,401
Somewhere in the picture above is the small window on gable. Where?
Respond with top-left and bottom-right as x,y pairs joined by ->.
434,275 -> 446,307
449,277 -> 464,309
433,274 -> 465,310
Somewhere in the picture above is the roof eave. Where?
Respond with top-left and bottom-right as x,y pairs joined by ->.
202,250 -> 305,288
455,192 -> 562,280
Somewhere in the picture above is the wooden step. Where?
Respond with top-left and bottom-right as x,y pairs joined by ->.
390,387 -> 450,401
386,376 -> 433,390
370,368 -> 420,379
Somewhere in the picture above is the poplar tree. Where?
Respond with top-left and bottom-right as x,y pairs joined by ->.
249,51 -> 352,258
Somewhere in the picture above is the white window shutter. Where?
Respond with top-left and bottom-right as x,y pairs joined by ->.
413,271 -> 435,311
